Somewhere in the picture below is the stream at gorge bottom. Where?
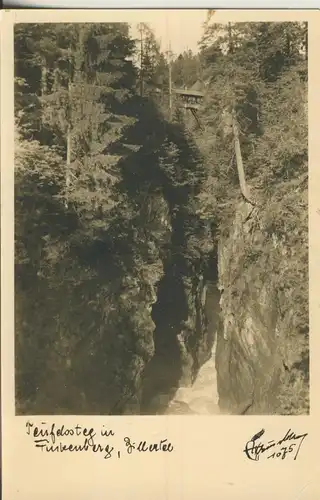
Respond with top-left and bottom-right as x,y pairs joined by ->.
164,342 -> 220,415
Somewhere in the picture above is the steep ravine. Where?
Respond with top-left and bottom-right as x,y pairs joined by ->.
20,198 -> 304,416
140,200 -> 305,416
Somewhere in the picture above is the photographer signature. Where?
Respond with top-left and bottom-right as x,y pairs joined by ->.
243,428 -> 308,461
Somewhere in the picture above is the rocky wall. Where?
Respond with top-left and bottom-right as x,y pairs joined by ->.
216,202 -> 289,415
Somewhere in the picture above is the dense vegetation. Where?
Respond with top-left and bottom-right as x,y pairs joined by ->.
15,20 -> 308,415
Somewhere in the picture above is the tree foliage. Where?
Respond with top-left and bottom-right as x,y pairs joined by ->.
15,22 -> 210,414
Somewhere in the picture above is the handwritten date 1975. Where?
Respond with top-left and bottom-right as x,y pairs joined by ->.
244,428 -> 308,462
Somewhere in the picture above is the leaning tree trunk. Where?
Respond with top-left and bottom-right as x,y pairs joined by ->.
231,109 -> 254,205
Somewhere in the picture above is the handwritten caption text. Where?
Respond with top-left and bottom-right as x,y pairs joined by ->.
26,421 -> 174,460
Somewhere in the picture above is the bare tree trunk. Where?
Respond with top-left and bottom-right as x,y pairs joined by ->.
52,65 -> 59,91
227,22 -> 234,54
65,49 -> 72,209
168,57 -> 172,121
66,122 -> 71,184
231,109 -> 254,205
41,63 -> 47,96
305,21 -> 308,61
40,61 -> 48,135
140,28 -> 144,97
65,82 -> 72,209
225,22 -> 254,206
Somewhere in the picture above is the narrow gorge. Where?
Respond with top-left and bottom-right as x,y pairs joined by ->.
15,20 -> 308,417
136,200 -> 306,417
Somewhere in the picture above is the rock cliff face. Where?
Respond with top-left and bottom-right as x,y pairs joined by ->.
215,201 -> 309,415
139,201 -> 284,416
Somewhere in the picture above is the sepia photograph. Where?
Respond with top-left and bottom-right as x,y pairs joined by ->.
14,14 -> 308,416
